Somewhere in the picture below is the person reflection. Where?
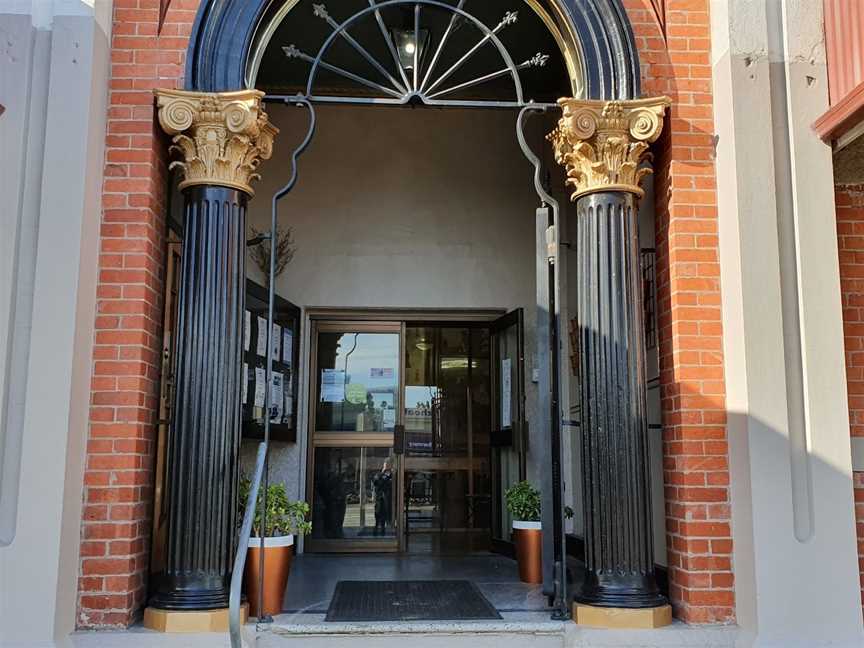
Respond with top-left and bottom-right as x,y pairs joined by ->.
372,459 -> 393,536
318,454 -> 350,538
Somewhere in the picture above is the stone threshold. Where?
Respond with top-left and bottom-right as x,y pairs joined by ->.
70,619 -> 739,648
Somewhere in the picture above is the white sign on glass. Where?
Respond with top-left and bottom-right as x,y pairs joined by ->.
501,358 -> 512,429
270,372 -> 284,422
242,362 -> 248,404
272,323 -> 281,361
282,328 -> 293,366
321,368 -> 346,403
256,316 -> 267,356
254,367 -> 266,408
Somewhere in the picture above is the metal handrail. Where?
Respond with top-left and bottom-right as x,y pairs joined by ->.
229,97 -> 316,648
229,442 -> 266,645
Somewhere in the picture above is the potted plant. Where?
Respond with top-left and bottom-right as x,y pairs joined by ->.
505,480 -> 542,584
239,477 -> 311,617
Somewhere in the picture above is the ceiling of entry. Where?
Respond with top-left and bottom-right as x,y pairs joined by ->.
255,0 -> 571,103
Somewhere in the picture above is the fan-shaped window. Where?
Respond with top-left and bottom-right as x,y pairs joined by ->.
248,0 -> 583,107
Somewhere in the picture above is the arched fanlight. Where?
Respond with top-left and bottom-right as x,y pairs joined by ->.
277,0 -> 555,109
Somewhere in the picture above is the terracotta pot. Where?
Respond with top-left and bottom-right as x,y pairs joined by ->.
244,535 -> 294,617
513,521 -> 542,584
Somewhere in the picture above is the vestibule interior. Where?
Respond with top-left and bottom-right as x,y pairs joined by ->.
240,103 -> 557,552
235,101 -> 666,577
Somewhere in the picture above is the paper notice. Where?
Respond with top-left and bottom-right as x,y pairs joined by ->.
501,358 -> 512,428
244,310 -> 251,352
272,323 -> 281,361
242,362 -> 248,404
254,366 -> 266,408
321,368 -> 345,403
282,328 -> 293,366
256,316 -> 267,356
270,372 -> 284,422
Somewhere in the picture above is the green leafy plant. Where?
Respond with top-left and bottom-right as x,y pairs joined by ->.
504,480 -> 541,522
239,476 -> 312,537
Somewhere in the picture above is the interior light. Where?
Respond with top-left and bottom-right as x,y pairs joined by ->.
390,28 -> 429,70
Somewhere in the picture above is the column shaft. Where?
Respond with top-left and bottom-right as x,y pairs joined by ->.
575,191 -> 664,608
150,185 -> 246,610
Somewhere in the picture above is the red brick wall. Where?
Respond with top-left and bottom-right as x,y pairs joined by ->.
77,0 -> 733,628
624,0 -> 734,624
76,0 -> 196,629
835,184 -> 864,617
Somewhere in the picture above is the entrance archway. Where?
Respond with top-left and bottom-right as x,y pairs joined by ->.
148,0 -> 672,637
185,0 -> 640,100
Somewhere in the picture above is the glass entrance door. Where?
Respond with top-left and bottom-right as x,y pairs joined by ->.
307,322 -> 402,551
490,310 -> 526,555
402,325 -> 492,554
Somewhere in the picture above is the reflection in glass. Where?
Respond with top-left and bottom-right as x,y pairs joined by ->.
315,333 -> 400,433
403,326 -> 491,553
311,446 -> 396,540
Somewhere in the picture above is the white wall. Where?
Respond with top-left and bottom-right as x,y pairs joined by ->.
712,0 -> 864,644
0,1 -> 110,645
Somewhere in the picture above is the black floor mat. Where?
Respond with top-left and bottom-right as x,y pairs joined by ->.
325,580 -> 502,622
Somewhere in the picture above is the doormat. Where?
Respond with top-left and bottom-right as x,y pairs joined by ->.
325,580 -> 502,622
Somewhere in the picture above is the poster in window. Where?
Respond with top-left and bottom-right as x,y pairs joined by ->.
270,371 -> 284,422
501,358 -> 512,429
256,316 -> 267,356
321,368 -> 346,403
272,323 -> 281,361
282,328 -> 293,366
242,362 -> 248,404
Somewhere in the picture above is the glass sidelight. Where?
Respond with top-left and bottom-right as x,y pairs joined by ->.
307,323 -> 402,552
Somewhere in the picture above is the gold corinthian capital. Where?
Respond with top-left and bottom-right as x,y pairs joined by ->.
548,96 -> 671,201
154,89 -> 279,196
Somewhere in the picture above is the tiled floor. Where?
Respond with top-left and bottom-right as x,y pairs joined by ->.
282,553 -> 549,615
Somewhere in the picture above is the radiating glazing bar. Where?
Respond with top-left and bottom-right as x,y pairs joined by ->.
313,3 -> 407,94
413,3 -> 421,91
424,10 -> 518,95
429,53 -> 548,100
369,0 -> 413,92
419,0 -> 465,92
284,45 -> 403,98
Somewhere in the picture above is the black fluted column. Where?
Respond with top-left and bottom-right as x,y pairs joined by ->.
151,89 -> 276,615
150,185 -> 247,610
574,190 -> 665,609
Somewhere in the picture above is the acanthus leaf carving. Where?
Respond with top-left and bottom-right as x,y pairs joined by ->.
548,97 -> 670,202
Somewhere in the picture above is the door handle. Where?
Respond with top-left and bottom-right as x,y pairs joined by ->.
394,424 -> 405,455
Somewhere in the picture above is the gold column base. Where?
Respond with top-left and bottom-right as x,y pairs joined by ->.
143,603 -> 248,633
573,603 -> 672,629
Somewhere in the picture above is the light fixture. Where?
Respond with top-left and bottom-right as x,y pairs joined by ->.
415,340 -> 432,352
390,28 -> 429,71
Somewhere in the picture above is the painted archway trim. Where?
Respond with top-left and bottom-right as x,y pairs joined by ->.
184,0 -> 641,100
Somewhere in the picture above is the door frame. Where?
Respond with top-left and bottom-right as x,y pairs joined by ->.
305,320 -> 405,552
303,310 -> 508,554
489,308 -> 527,557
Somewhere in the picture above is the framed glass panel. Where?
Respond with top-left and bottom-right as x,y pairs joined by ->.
314,331 -> 400,434
310,446 -> 398,543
